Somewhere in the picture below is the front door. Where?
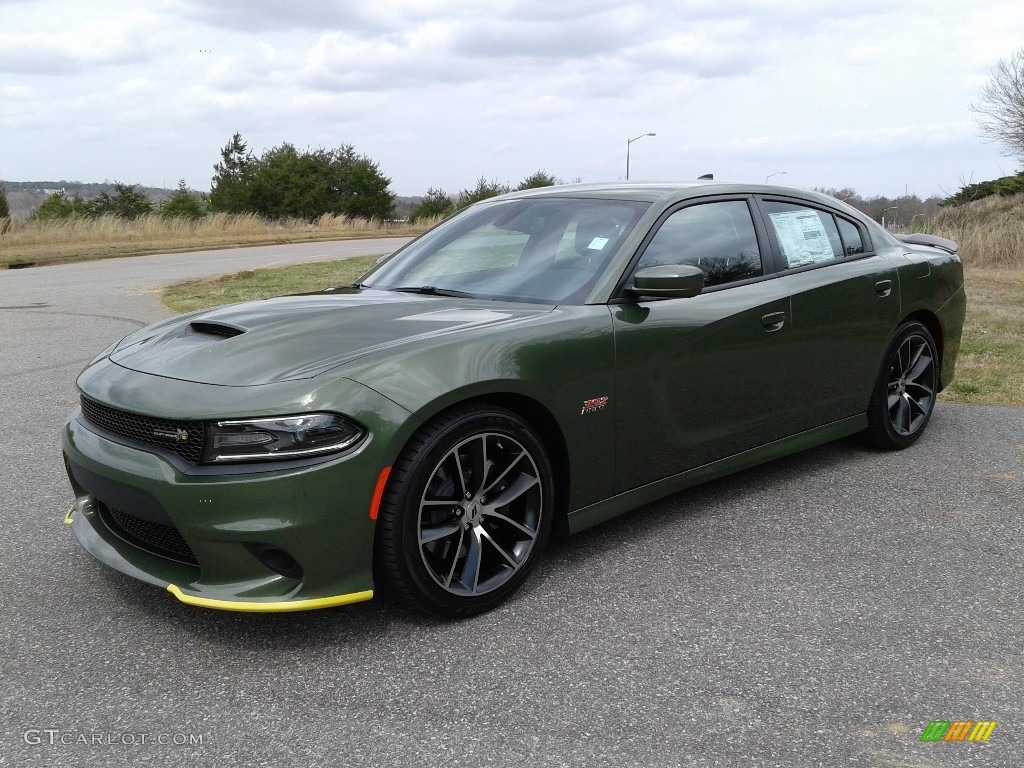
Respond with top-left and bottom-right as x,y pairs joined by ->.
612,198 -> 798,493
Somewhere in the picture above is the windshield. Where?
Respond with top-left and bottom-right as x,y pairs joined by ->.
364,198 -> 648,304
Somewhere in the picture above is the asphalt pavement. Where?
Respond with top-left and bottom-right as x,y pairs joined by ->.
1,242 -> 1021,767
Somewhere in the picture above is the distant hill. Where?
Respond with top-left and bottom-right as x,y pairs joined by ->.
1,181 -> 176,220
2,180 -> 423,220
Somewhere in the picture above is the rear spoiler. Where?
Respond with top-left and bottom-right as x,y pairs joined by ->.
895,233 -> 958,254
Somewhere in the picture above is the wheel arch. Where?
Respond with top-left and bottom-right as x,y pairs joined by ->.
403,392 -> 572,539
482,393 -> 571,538
900,309 -> 944,382
370,391 -> 572,613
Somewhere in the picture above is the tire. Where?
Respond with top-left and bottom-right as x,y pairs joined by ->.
865,321 -> 939,450
375,405 -> 554,617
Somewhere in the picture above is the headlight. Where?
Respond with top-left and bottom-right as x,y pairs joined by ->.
203,413 -> 365,462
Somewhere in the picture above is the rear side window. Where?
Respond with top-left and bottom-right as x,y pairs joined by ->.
836,217 -> 866,255
635,200 -> 763,288
762,201 -> 843,269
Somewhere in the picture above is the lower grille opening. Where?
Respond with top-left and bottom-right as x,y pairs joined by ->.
98,502 -> 198,565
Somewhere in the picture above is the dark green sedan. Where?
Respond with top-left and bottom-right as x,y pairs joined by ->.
62,182 -> 965,616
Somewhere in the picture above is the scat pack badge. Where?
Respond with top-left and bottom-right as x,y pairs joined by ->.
580,396 -> 609,415
153,427 -> 190,443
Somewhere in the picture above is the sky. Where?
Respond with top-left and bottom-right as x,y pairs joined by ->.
1,0 -> 1022,199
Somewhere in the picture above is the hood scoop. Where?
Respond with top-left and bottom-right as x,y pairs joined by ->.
187,321 -> 246,340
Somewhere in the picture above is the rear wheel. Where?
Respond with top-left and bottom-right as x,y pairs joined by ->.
375,405 -> 553,616
865,321 -> 938,450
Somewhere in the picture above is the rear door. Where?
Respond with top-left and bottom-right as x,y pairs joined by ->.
754,198 -> 901,432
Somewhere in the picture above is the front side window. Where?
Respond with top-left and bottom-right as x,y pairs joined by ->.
365,198 -> 648,304
635,200 -> 763,288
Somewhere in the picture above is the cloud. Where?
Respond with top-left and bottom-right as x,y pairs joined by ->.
0,12 -> 165,75
624,25 -> 765,79
0,85 -> 33,99
448,15 -> 634,62
171,0 -> 483,35
298,27 -> 469,92
116,78 -> 157,96
1,0 -> 1019,201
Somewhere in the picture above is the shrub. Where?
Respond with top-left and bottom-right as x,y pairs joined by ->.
941,173 -> 1024,207
161,180 -> 205,219
409,188 -> 455,223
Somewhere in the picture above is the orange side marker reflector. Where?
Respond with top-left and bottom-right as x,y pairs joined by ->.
369,466 -> 391,520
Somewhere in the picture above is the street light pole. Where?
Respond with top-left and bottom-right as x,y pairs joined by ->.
626,132 -> 656,180
882,206 -> 898,229
765,171 -> 786,184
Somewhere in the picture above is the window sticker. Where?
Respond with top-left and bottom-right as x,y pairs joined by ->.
587,237 -> 610,250
769,210 -> 834,268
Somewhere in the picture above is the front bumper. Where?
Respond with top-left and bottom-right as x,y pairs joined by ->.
61,379 -> 417,612
64,499 -> 372,612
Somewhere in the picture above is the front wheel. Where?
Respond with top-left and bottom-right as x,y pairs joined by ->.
865,321 -> 939,450
375,405 -> 554,617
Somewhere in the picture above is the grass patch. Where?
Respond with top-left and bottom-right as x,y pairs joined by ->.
0,213 -> 432,269
938,268 -> 1024,406
162,255 -> 381,313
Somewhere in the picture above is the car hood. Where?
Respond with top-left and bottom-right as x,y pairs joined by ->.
108,289 -> 554,386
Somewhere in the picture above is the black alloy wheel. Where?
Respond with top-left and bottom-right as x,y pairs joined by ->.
375,405 -> 554,616
866,321 -> 939,449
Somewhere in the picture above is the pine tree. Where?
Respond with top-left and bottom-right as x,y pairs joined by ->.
516,170 -> 558,190
208,134 -> 396,219
161,179 -> 205,219
409,188 -> 455,222
0,183 -> 9,234
209,132 -> 254,213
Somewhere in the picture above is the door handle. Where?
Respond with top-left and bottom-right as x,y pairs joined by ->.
875,279 -> 893,297
761,311 -> 786,332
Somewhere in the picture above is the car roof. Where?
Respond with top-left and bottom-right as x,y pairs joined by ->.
490,180 -> 839,206
489,181 -> 868,221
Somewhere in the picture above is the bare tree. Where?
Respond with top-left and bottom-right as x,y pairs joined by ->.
971,47 -> 1024,162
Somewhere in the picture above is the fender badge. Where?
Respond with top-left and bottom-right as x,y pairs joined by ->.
581,396 -> 609,415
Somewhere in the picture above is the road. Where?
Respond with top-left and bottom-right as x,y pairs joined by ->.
1,241 -> 1021,767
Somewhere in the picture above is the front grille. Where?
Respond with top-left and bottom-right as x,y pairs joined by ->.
98,502 -> 198,565
80,396 -> 205,465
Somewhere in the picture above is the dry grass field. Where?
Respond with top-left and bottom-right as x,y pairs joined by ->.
925,193 -> 1024,268
0,213 -> 431,268
923,194 -> 1024,405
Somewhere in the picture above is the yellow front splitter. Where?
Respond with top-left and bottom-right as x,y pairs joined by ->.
166,584 -> 373,613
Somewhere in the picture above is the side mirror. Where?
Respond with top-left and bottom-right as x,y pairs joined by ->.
631,264 -> 704,298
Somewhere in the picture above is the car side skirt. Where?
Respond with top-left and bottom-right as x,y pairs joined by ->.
566,414 -> 867,535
